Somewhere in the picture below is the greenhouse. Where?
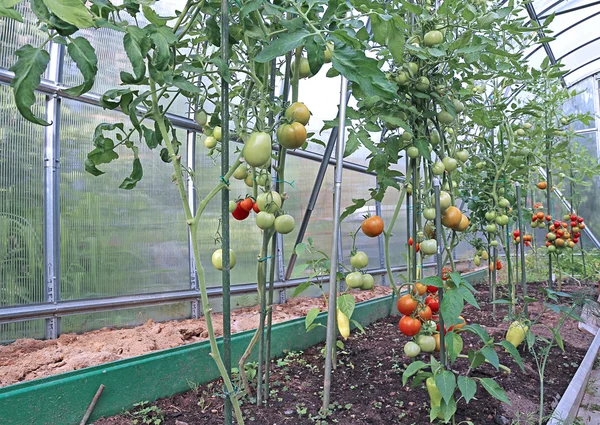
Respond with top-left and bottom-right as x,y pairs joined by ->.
2,0 -> 600,424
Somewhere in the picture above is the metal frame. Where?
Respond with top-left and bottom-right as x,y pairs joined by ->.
538,0 -> 600,19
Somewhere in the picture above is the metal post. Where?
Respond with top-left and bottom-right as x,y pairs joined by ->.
220,0 -> 232,421
375,181 -> 386,285
187,108 -> 199,319
433,178 -> 446,367
43,41 -> 64,340
516,183 -> 528,317
411,158 -> 418,282
322,76 -> 348,411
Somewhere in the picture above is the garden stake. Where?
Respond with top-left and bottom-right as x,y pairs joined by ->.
79,384 -> 105,425
545,84 -> 554,289
516,182 -> 528,317
322,76 -> 348,412
433,178 -> 446,368
411,157 -> 418,283
406,156 -> 412,289
220,0 -> 232,419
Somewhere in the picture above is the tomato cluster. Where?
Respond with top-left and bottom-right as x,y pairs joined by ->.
276,102 -> 310,150
530,210 -> 551,228
544,214 -> 585,253
512,230 -> 532,247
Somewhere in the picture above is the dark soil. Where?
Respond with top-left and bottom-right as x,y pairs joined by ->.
93,281 -> 597,425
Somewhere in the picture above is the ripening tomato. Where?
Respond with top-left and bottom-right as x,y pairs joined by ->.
546,215 -> 552,221
232,203 -> 250,220
408,237 -> 414,246
418,305 -> 432,321
413,282 -> 427,296
513,230 -> 520,238
253,203 -> 260,213
427,284 -> 439,294
425,295 -> 439,313
277,122 -> 307,149
537,212 -> 545,220
399,315 -> 421,336
284,102 -> 311,125
239,197 -> 254,212
571,221 -> 578,227
362,216 -> 384,237
442,267 -> 452,281
397,294 -> 418,316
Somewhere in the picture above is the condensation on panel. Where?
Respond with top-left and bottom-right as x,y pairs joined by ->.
60,302 -> 191,334
281,155 -> 335,277
194,141 -> 263,287
0,1 -> 47,70
59,99 -> 189,299
60,0 -> 189,117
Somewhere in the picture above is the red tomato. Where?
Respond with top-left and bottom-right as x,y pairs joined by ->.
398,315 -> 421,336
239,197 -> 254,212
513,230 -> 520,238
578,217 -> 584,223
442,267 -> 452,281
571,221 -> 577,228
427,285 -> 439,294
570,215 -> 577,221
253,203 -> 260,213
232,203 -> 250,220
418,305 -> 432,321
397,294 -> 418,316
416,243 -> 420,253
496,260 -> 502,270
408,237 -> 413,246
553,221 -> 561,229
425,295 -> 439,313
546,215 -> 552,221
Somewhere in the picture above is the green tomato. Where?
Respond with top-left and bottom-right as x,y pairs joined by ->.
523,123 -> 532,129
442,156 -> 458,172
447,128 -> 454,135
406,62 -> 419,76
204,136 -> 217,149
395,71 -> 410,85
256,172 -> 269,186
439,191 -> 451,211
404,341 -> 421,358
485,211 -> 496,221
213,126 -> 222,141
229,201 -> 237,213
432,161 -> 445,176
350,251 -> 369,269
453,99 -> 465,113
195,110 -> 208,126
547,232 -> 556,241
244,172 -> 254,188
559,172 -> 566,179
475,161 -> 485,170
406,183 -> 413,195
361,274 -> 375,290
548,245 -> 556,253
430,131 -> 440,146
424,30 -> 443,46
292,57 -> 312,78
423,208 -> 436,220
407,146 -> 420,159
490,240 -> 498,247
323,42 -> 334,63
244,132 -> 272,167
437,111 -> 454,125
474,255 -> 481,266
232,164 -> 248,180
498,198 -> 510,208
211,249 -> 236,271
420,239 -> 438,255
346,271 -> 363,289
560,117 -> 568,125
256,211 -> 275,230
486,223 -> 497,233
256,191 -> 282,213
516,129 -> 525,137
401,131 -> 413,142
416,76 -> 430,92
274,214 -> 296,234
417,335 -> 436,353
455,150 -> 469,162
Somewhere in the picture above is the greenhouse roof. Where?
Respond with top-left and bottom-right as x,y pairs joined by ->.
515,0 -> 600,87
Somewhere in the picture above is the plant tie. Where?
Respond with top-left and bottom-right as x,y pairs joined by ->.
258,255 -> 273,262
275,179 -> 296,189
220,176 -> 230,186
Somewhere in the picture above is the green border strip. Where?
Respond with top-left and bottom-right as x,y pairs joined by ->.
0,270 -> 485,425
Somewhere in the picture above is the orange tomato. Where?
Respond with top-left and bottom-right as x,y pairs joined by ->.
362,216 -> 384,237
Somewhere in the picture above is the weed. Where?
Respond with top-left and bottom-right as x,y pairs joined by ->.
129,402 -> 163,425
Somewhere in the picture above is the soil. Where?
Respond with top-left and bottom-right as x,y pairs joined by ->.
92,281 -> 598,425
0,286 -> 392,387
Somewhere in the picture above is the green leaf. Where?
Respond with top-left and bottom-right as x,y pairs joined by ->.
435,370 -> 456,404
499,340 -> 524,372
120,26 -> 150,84
463,323 -> 491,343
172,75 -> 201,93
150,27 -> 174,71
468,349 -> 485,369
209,57 -> 231,83
440,288 -> 463,327
305,307 -> 320,330
402,361 -> 427,386
457,376 -> 477,403
305,36 -> 324,76
340,198 -> 367,221
0,0 -> 23,21
255,28 -> 311,63
445,331 -> 463,363
441,396 -> 457,422
292,280 -> 312,297
142,125 -> 159,149
85,158 -> 104,176
478,378 -> 510,404
350,319 -> 365,334
331,44 -> 396,101
9,44 -> 50,126
480,346 -> 499,371
421,276 -> 444,288
63,36 -> 97,96
337,294 -> 355,319
458,286 -> 480,309
42,0 -> 94,28
119,157 -> 143,190
142,5 -> 167,26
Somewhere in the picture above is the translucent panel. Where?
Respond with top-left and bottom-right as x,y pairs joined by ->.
0,85 -> 45,307
561,76 -> 596,131
565,61 -> 600,87
0,320 -> 45,343
379,189 -> 409,268
540,0 -> 600,18
527,48 -> 548,70
550,12 -> 600,58
281,155 -> 334,271
61,302 -> 190,334
199,143 -> 262,287
0,1 -> 47,69
59,100 -> 189,299
339,170 -> 378,269
61,0 -> 190,117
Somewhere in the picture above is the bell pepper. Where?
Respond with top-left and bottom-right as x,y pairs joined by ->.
336,308 -> 350,340
426,377 -> 445,419
506,320 -> 529,348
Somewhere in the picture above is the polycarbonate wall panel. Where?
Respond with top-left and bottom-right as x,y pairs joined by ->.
379,188 -> 409,268
0,1 -> 47,69
562,77 -> 596,131
59,100 -> 189,299
0,86 -> 46,341
565,63 -> 600,88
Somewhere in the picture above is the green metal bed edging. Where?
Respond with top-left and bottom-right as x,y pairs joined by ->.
0,269 -> 485,425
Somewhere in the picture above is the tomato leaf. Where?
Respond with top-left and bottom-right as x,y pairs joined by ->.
0,0 -> 23,21
9,44 -> 50,126
480,346 -> 499,371
331,43 -> 396,101
340,198 -> 368,221
478,378 -> 510,404
42,0 -> 94,28
255,28 -> 311,63
435,370 -> 456,404
457,376 -> 477,404
499,340 -> 524,372
402,360 -> 427,386
120,26 -> 150,84
305,307 -> 320,331
304,36 -> 324,76
337,294 -> 355,319
440,288 -> 463,326
119,157 -> 143,190
63,36 -> 97,96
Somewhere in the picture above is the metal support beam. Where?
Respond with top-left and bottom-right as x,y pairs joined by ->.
539,0 -> 600,19
187,108 -> 199,319
43,41 -> 64,339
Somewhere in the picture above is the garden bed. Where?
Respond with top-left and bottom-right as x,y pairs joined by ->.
93,281 -> 596,425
